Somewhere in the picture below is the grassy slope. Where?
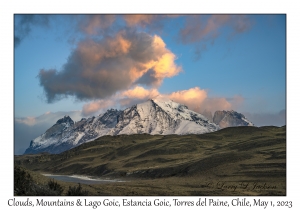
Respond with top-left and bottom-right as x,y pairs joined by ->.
15,126 -> 286,196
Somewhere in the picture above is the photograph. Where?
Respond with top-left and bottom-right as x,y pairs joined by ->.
14,14 -> 286,196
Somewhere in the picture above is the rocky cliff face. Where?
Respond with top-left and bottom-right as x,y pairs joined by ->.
213,110 -> 254,128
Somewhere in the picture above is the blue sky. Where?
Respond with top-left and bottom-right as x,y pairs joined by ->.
14,14 -> 286,154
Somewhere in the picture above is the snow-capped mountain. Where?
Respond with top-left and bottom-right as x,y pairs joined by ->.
109,99 -> 218,135
213,110 -> 254,128
24,109 -> 121,154
23,99 -> 253,154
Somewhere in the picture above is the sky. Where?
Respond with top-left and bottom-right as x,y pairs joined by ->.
13,14 -> 286,154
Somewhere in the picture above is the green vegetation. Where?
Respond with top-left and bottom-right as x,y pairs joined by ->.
47,179 -> 64,195
14,166 -> 64,196
15,126 -> 286,196
67,183 -> 89,196
14,165 -> 34,195
14,166 -> 89,196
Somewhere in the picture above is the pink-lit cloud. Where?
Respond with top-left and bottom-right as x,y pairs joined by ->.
121,86 -> 160,100
167,87 -> 207,112
80,86 -> 241,116
38,30 -> 181,103
78,15 -> 116,35
123,15 -> 180,28
15,117 -> 37,126
82,99 -> 115,116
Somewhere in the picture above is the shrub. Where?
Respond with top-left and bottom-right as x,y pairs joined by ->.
67,183 -> 89,196
47,179 -> 64,195
14,166 -> 33,195
14,166 -> 64,196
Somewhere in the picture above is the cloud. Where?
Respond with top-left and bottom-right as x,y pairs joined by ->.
14,15 -> 50,48
168,87 -> 207,112
14,15 -> 119,48
179,15 -> 252,44
123,15 -> 179,30
178,15 -> 253,59
193,44 -> 208,61
124,15 -> 160,27
38,30 -> 181,103
163,87 -> 247,115
84,85 -> 237,116
15,117 -> 36,126
226,95 -> 245,110
244,110 -> 286,127
231,15 -> 253,34
166,87 -> 240,114
77,15 -> 116,35
82,99 -> 115,116
118,86 -> 160,108
81,86 -> 160,116
14,15 -> 180,48
121,86 -> 160,99
15,111 -> 83,127
199,97 -> 232,113
80,86 -> 240,116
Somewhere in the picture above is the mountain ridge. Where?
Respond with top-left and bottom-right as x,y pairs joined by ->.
24,98 -> 253,154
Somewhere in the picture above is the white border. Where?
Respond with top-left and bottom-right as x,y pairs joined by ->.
2,0 -> 298,209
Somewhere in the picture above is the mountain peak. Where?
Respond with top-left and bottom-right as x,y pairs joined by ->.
56,115 -> 74,125
213,110 -> 254,128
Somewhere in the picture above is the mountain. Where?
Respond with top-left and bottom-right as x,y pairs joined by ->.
23,99 -> 253,154
109,99 -> 218,135
24,109 -> 122,154
213,110 -> 254,128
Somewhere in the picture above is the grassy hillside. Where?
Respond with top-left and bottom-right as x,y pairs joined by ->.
15,126 -> 286,196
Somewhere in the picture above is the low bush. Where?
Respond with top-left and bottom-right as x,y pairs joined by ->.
67,183 -> 89,196
14,166 -> 64,196
14,166 -> 33,195
47,179 -> 64,195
